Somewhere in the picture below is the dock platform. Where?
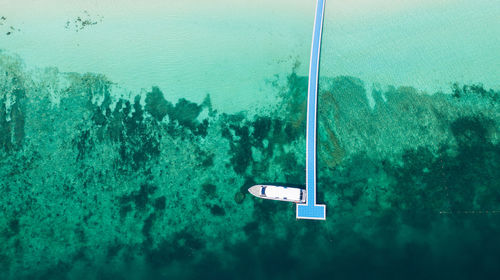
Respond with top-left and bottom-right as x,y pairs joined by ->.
296,0 -> 326,220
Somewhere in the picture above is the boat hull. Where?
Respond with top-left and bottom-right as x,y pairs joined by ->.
248,185 -> 306,203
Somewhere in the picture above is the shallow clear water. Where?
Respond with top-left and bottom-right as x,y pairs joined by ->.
1,0 -> 499,279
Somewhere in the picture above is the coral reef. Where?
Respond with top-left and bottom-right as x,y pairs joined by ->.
0,51 -> 499,279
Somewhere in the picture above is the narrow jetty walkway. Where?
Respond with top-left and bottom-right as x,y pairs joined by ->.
296,0 -> 326,220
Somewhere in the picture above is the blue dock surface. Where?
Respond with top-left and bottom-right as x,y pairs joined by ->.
296,0 -> 326,220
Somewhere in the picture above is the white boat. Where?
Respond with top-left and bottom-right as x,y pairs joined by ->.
248,185 -> 306,203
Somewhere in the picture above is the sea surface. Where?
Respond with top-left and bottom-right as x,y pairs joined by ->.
0,0 -> 499,279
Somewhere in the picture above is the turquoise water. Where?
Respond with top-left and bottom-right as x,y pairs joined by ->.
1,0 -> 499,279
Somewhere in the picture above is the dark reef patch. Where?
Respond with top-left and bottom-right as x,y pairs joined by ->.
221,112 -> 299,176
116,95 -> 161,170
209,205 -> 226,216
107,99 -> 126,142
242,221 -> 259,236
380,116 -> 500,227
142,212 -> 156,246
141,88 -> 212,138
452,82 -> 500,103
223,122 -> 252,175
153,196 -> 166,211
169,98 -> 202,129
251,116 -> 272,145
66,75 -> 165,171
8,218 -> 20,235
3,218 -> 20,239
119,204 -> 132,219
145,86 -> 172,122
120,183 -> 157,212
251,199 -> 287,224
196,149 -> 214,167
74,129 -> 93,161
201,183 -> 217,198
450,115 -> 493,147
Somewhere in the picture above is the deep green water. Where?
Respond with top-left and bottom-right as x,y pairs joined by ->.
1,1 -> 500,279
